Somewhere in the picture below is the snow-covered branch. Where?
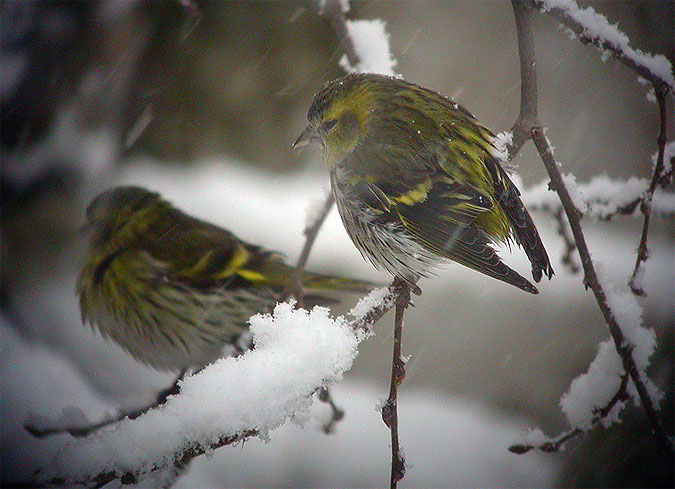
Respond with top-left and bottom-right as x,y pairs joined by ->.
520,174 -> 675,220
508,0 -> 673,457
535,0 -> 674,92
33,292 -> 403,487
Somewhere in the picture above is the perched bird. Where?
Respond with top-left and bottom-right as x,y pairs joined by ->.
78,186 -> 372,372
294,73 -> 553,293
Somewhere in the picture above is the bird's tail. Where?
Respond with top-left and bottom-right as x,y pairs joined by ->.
301,271 -> 376,294
498,176 -> 554,282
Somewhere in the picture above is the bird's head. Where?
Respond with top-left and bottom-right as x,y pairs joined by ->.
293,73 -> 387,165
83,186 -> 160,249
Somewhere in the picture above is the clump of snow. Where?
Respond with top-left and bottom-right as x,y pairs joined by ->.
560,339 -> 624,430
520,174 -> 674,219
561,261 -> 662,430
579,175 -> 644,218
492,131 -> 516,173
561,173 -> 588,213
39,302 -> 366,484
339,19 -> 397,76
513,428 -> 549,447
348,287 -> 394,321
540,0 -> 674,89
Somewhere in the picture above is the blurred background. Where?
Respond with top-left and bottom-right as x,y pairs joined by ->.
2,1 -> 673,487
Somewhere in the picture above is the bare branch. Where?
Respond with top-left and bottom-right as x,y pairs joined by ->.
280,191 -> 334,306
532,127 -> 672,456
380,279 -> 413,488
629,87 -> 669,295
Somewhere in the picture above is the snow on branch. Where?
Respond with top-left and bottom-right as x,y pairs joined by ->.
536,0 -> 675,91
520,174 -> 675,220
34,297 -> 400,486
508,0 -> 673,457
320,0 -> 397,76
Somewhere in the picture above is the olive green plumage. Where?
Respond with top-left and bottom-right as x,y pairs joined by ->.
77,186 -> 373,371
295,73 -> 553,293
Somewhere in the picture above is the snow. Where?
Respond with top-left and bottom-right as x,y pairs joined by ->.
1,314 -> 559,488
513,428 -> 549,447
561,173 -> 588,213
520,174 -> 675,219
540,0 -> 675,89
348,286 -> 395,322
493,131 -> 516,172
339,19 -> 397,76
560,262 -> 662,430
560,339 -> 624,430
29,302 -> 364,483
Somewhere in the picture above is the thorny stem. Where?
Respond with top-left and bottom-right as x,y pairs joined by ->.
629,87 -> 669,295
510,0 -> 673,456
381,279 -> 412,489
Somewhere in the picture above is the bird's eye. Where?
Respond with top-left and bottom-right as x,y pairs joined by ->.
319,119 -> 337,134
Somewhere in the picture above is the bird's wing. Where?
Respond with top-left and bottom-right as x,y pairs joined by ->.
350,173 -> 538,293
135,211 -> 287,290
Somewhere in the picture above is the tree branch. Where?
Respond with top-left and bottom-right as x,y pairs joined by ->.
509,373 -> 630,454
629,86 -> 669,295
36,282 -> 404,488
380,279 -> 412,488
531,0 -> 674,93
509,0 -> 673,457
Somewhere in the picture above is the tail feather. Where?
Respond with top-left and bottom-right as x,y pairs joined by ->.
496,167 -> 554,283
301,272 -> 376,293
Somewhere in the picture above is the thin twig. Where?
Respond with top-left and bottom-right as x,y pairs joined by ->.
317,386 -> 345,434
629,86 -> 669,296
380,279 -> 413,489
509,373 -> 630,453
510,0 -> 672,457
280,192 -> 334,307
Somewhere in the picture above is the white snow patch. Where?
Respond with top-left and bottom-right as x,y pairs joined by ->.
339,19 -> 397,76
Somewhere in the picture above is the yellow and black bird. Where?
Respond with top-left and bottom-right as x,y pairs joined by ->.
78,186 -> 372,372
294,73 -> 553,293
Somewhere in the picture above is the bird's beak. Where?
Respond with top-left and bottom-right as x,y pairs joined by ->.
292,125 -> 318,150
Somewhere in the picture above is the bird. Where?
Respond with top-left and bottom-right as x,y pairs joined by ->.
77,186 -> 373,372
293,73 -> 553,293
